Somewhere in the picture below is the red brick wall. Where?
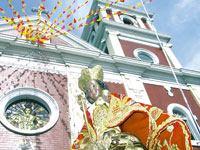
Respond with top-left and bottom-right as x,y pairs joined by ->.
120,40 -> 169,66
0,65 -> 70,150
105,81 -> 126,95
143,83 -> 200,126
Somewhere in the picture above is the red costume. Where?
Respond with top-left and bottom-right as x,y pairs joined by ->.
72,94 -> 192,150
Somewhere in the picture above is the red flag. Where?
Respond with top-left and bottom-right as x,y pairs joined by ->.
61,25 -> 65,29
47,14 -> 50,19
117,11 -> 122,15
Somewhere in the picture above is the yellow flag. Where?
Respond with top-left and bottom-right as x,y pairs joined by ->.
28,20 -> 33,24
8,21 -> 14,25
58,2 -> 62,5
53,25 -> 58,29
39,38 -> 46,43
19,25 -> 23,30
121,10 -> 127,13
136,3 -> 142,7
37,18 -> 41,23
106,2 -> 109,7
97,17 -> 102,21
31,37 -> 37,42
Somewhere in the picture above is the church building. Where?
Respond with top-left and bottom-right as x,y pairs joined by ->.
0,0 -> 199,149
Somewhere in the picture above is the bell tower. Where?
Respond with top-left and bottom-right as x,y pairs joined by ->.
81,0 -> 182,68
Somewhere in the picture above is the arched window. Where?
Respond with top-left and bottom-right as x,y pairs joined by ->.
120,15 -> 138,27
168,103 -> 200,141
89,31 -> 95,44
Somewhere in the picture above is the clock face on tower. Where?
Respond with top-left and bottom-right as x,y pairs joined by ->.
5,99 -> 50,131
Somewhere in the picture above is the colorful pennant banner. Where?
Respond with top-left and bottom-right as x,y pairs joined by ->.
0,0 -> 152,43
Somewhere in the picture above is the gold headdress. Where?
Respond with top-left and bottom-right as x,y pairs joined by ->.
78,65 -> 103,91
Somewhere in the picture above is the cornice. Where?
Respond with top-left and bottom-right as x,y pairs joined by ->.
0,35 -> 200,86
102,19 -> 171,43
97,0 -> 154,18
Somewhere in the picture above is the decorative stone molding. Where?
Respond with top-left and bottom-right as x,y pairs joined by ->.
122,74 -> 151,105
15,139 -> 36,150
0,56 -> 67,75
163,85 -> 174,97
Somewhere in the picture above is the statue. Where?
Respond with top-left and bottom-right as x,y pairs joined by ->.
71,65 -> 192,150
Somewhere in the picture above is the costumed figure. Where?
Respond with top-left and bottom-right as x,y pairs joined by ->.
71,65 -> 192,150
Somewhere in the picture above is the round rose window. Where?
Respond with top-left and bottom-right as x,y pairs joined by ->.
6,99 -> 50,131
0,87 -> 59,135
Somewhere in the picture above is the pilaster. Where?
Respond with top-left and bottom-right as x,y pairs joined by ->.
136,16 -> 146,29
113,11 -> 122,23
162,43 -> 182,69
146,19 -> 155,31
106,31 -> 125,56
188,85 -> 200,107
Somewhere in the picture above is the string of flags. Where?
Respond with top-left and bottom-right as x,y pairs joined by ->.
0,0 -> 152,44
